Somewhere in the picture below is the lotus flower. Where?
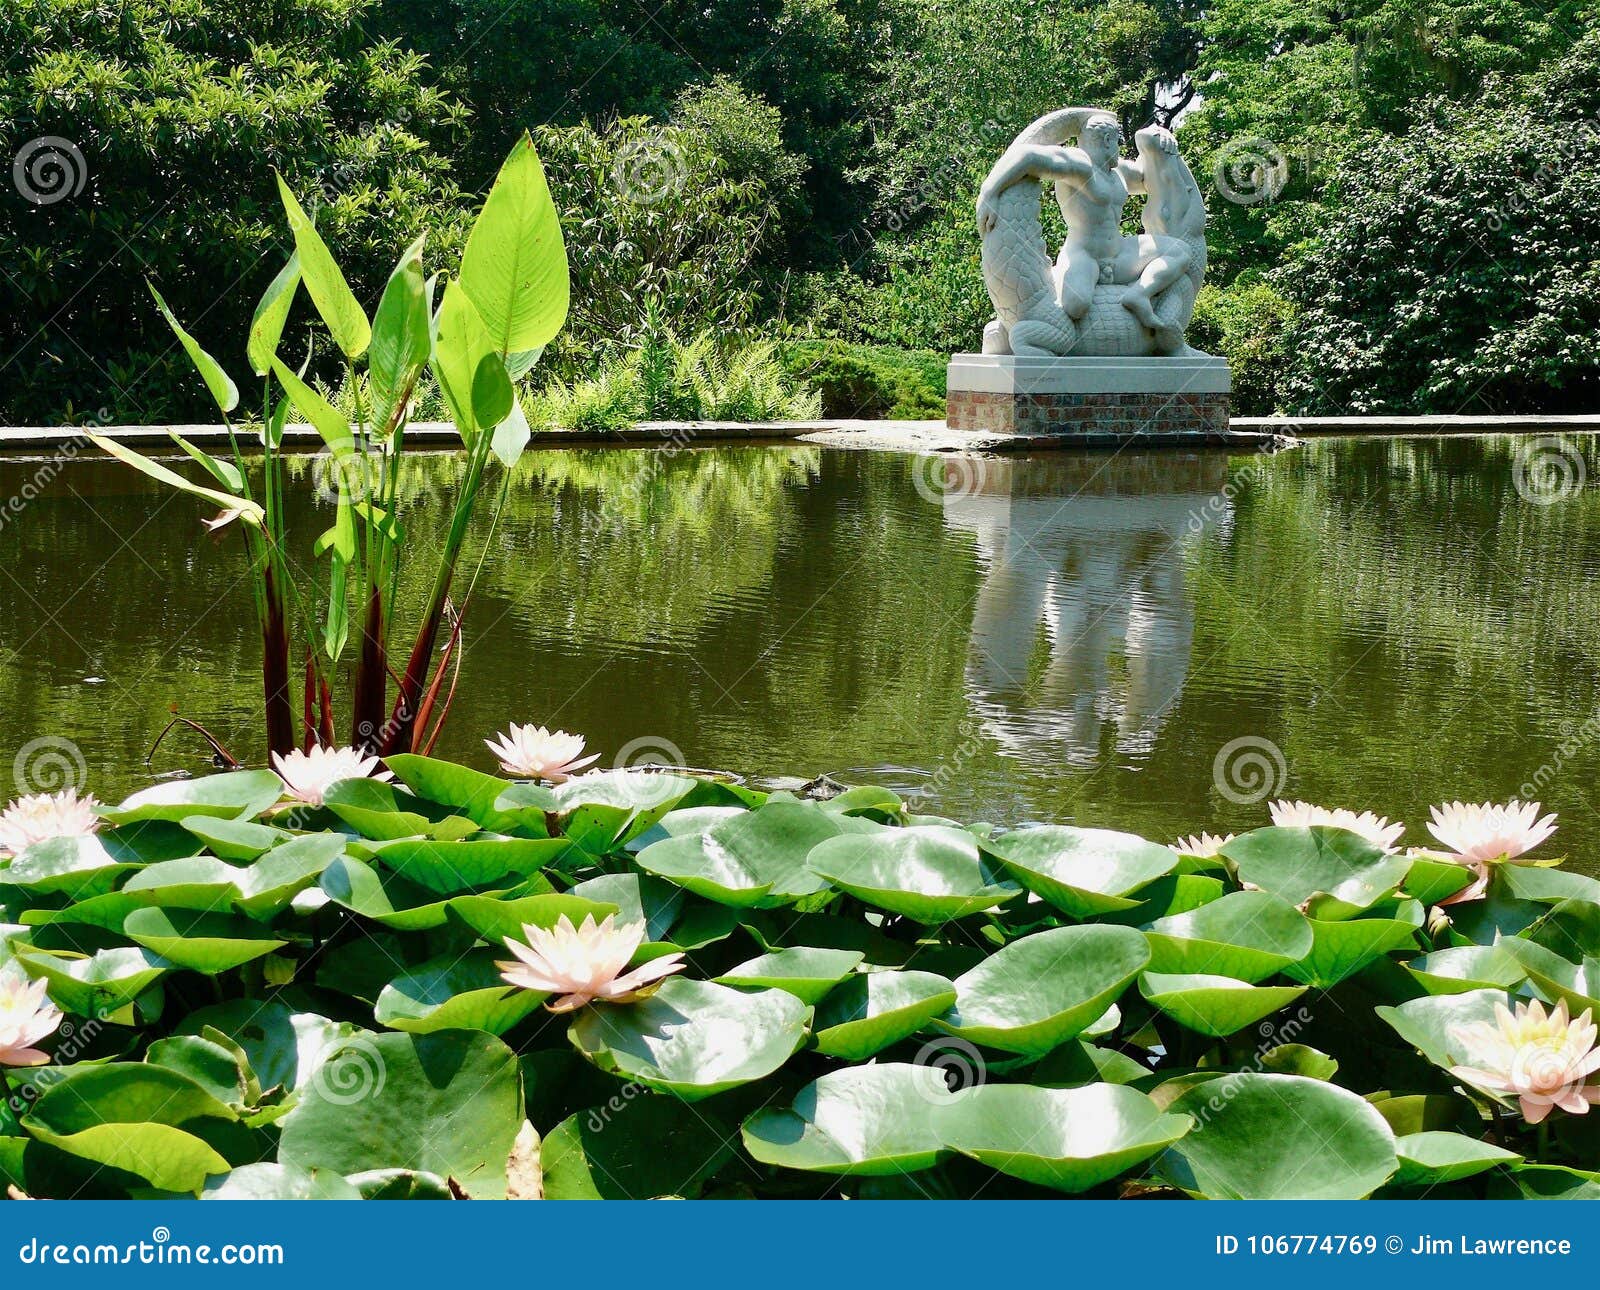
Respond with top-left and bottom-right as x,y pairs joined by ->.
1428,800 -> 1557,864
485,724 -> 599,783
1171,832 -> 1234,858
1268,800 -> 1404,853
0,974 -> 61,1067
271,745 -> 391,807
1450,998 -> 1600,1124
498,914 -> 685,1012
0,788 -> 101,856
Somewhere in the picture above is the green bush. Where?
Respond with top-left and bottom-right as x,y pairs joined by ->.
0,0 -> 472,424
1189,278 -> 1297,416
782,340 -> 947,418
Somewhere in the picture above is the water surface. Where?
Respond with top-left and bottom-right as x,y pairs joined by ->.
3,435 -> 1599,866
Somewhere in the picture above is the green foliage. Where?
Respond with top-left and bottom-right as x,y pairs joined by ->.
0,0 -> 472,424
1189,278 -> 1297,415
782,341 -> 946,418
4,759 -> 1596,1198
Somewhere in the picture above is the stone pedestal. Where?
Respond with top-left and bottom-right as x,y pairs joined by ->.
946,355 -> 1231,441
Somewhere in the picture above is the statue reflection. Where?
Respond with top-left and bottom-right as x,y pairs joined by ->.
938,452 -> 1231,767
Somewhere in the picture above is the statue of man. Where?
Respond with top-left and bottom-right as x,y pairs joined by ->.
978,113 -> 1194,350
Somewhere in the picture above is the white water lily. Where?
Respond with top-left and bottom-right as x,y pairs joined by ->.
485,724 -> 599,783
498,913 -> 685,1013
1170,832 -> 1234,858
1427,799 -> 1557,865
1450,999 -> 1600,1125
0,974 -> 61,1067
271,745 -> 391,807
1268,799 -> 1404,853
0,787 -> 102,856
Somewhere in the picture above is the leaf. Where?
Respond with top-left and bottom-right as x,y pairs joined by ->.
1404,944 -> 1527,995
278,1030 -> 523,1198
374,950 -> 543,1035
362,835 -> 568,896
1145,890 -> 1314,982
806,825 -> 1020,923
101,769 -> 284,826
368,233 -> 431,427
123,908 -> 287,974
169,431 -> 245,493
1375,988 -> 1509,1070
1393,1131 -> 1520,1186
431,279 -> 501,442
16,946 -> 169,1015
715,947 -> 864,1004
248,253 -> 301,377
935,925 -> 1149,1057
202,1163 -> 360,1199
1285,907 -> 1423,986
270,358 -> 355,456
86,433 -> 263,526
1222,827 -> 1410,919
1156,1073 -> 1398,1199
1499,937 -> 1600,1014
148,283 -> 238,413
812,970 -> 958,1060
275,173 -> 370,358
569,978 -> 809,1100
1138,972 -> 1307,1038
383,753 -> 518,830
491,392 -> 532,468
541,1098 -> 732,1199
981,825 -> 1177,917
460,133 -> 569,355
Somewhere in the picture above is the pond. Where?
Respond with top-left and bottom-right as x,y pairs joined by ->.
4,433 -> 1599,868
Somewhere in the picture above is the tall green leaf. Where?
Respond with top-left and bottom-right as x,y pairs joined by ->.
275,173 -> 371,359
431,279 -> 506,443
86,433 -> 262,525
248,253 -> 301,377
148,284 -> 238,414
459,134 -> 569,356
270,359 -> 354,455
369,235 -> 431,430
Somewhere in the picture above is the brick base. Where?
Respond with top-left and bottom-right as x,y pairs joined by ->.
947,389 -> 1230,439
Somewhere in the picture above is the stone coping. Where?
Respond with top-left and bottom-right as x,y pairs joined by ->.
947,353 -> 1232,395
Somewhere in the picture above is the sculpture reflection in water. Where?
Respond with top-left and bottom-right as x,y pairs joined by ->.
937,452 -> 1230,767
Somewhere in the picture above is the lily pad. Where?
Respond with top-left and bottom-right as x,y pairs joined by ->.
541,1097 -> 734,1199
935,925 -> 1149,1057
1144,890 -> 1313,982
716,947 -> 864,1003
179,815 -> 290,861
1285,906 -> 1422,987
943,1082 -> 1192,1193
321,779 -> 479,842
445,891 -> 620,944
1,836 -> 142,899
320,855 -> 483,931
637,800 -> 873,908
569,977 -> 809,1100
1404,945 -> 1527,996
1222,827 -> 1410,919
1376,988 -> 1510,1070
807,825 -> 1020,923
382,754 -> 519,830
201,1162 -> 361,1199
101,770 -> 286,826
1138,972 -> 1307,1038
566,871 -> 741,952
980,826 -> 1177,917
362,835 -> 569,895
374,950 -> 544,1035
1157,1073 -> 1398,1199
1393,1131 -> 1521,1186
1498,937 -> 1600,1014
17,946 -> 170,1015
123,908 -> 286,974
813,971 -> 959,1060
1403,856 -> 1477,906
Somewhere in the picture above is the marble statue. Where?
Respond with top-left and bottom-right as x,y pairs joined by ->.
976,108 -> 1207,358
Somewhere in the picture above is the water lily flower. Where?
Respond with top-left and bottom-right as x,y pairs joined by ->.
1450,998 -> 1600,1125
498,913 -> 685,1013
1427,799 -> 1557,865
0,788 -> 102,856
1171,832 -> 1234,858
271,745 -> 391,807
485,724 -> 599,783
0,975 -> 62,1067
1268,799 -> 1405,853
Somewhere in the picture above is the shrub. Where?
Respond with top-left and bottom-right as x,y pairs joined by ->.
782,340 -> 947,418
1189,278 -> 1297,416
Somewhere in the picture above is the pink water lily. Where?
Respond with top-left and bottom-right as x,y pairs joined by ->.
498,913 -> 685,1013
0,975 -> 61,1067
485,724 -> 599,783
1450,999 -> 1600,1124
1268,799 -> 1404,853
1428,799 -> 1557,865
271,745 -> 391,807
0,788 -> 102,856
1170,832 -> 1234,858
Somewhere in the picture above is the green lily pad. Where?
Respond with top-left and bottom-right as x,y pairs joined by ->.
538,771 -> 698,856
1404,945 -> 1527,995
542,1097 -> 734,1199
943,1082 -> 1193,1193
123,907 -> 286,973
569,977 -> 809,1100
716,947 -> 864,1003
201,1162 -> 362,1199
566,871 -> 741,951
1498,937 -> 1600,1014
1285,906 -> 1422,987
382,754 -> 518,830
374,950 -> 544,1035
1139,972 -> 1307,1038
1144,890 -> 1313,982
321,779 -> 480,842
362,835 -> 569,895
103,770 -> 286,826
179,815 -> 291,860
1393,1131 -> 1521,1186
178,1001 -> 362,1095
278,1029 -> 524,1198
981,826 -> 1177,917
1223,827 -> 1410,919
17,946 -> 170,1015
1376,988 -> 1510,1070
1,835 -> 142,898
741,1063 -> 953,1176
813,971 -> 959,1060
1403,856 -> 1477,906
637,800 -> 874,908
807,825 -> 1020,923
445,891 -> 620,944
319,855 -> 481,930
935,925 -> 1149,1057
1157,1073 -> 1398,1199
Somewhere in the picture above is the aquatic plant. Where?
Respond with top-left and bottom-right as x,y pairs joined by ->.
88,136 -> 569,764
0,756 -> 1591,1199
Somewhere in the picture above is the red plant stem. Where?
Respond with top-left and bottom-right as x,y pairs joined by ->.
351,582 -> 388,753
260,564 -> 294,759
302,649 -> 317,751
